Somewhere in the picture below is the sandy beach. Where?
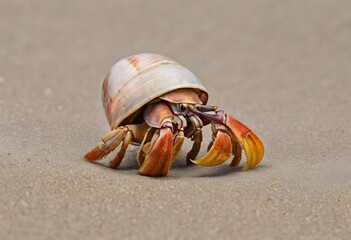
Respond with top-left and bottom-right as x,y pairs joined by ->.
1,0 -> 350,239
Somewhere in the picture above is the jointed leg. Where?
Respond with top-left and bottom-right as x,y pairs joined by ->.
186,130 -> 203,165
85,124 -> 146,169
172,130 -> 184,162
84,128 -> 127,161
109,131 -> 133,168
136,127 -> 155,166
185,115 -> 204,165
206,123 -> 216,152
230,141 -> 242,167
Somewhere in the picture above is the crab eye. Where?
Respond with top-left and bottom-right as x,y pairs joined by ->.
179,104 -> 187,111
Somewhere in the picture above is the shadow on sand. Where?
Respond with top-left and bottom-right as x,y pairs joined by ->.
82,152 -> 269,178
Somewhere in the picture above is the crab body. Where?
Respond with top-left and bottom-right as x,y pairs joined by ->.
85,53 -> 264,177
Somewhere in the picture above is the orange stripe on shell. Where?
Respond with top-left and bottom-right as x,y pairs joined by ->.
128,56 -> 140,71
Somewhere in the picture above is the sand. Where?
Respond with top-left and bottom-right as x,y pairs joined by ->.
0,0 -> 350,239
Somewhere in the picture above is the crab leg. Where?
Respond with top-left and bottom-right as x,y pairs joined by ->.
85,124 -> 149,166
182,115 -> 203,165
108,131 -> 133,168
84,128 -> 126,161
186,130 -> 203,165
230,141 -> 242,168
172,131 -> 184,162
138,122 -> 174,177
136,127 -> 156,166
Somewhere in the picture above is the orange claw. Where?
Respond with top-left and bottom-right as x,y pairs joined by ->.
191,130 -> 232,166
188,105 -> 264,170
137,127 -> 173,177
225,115 -> 264,170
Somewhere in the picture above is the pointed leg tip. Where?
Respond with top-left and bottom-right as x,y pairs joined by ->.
186,158 -> 195,166
108,157 -> 122,169
189,159 -> 197,164
84,147 -> 104,161
137,169 -> 169,177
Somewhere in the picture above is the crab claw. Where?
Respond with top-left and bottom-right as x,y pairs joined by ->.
225,115 -> 264,170
188,105 -> 264,170
191,129 -> 232,166
138,126 -> 173,177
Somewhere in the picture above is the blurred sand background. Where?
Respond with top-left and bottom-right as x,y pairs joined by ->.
1,0 -> 350,239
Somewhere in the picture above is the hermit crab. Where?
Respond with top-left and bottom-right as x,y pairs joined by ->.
84,53 -> 264,177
